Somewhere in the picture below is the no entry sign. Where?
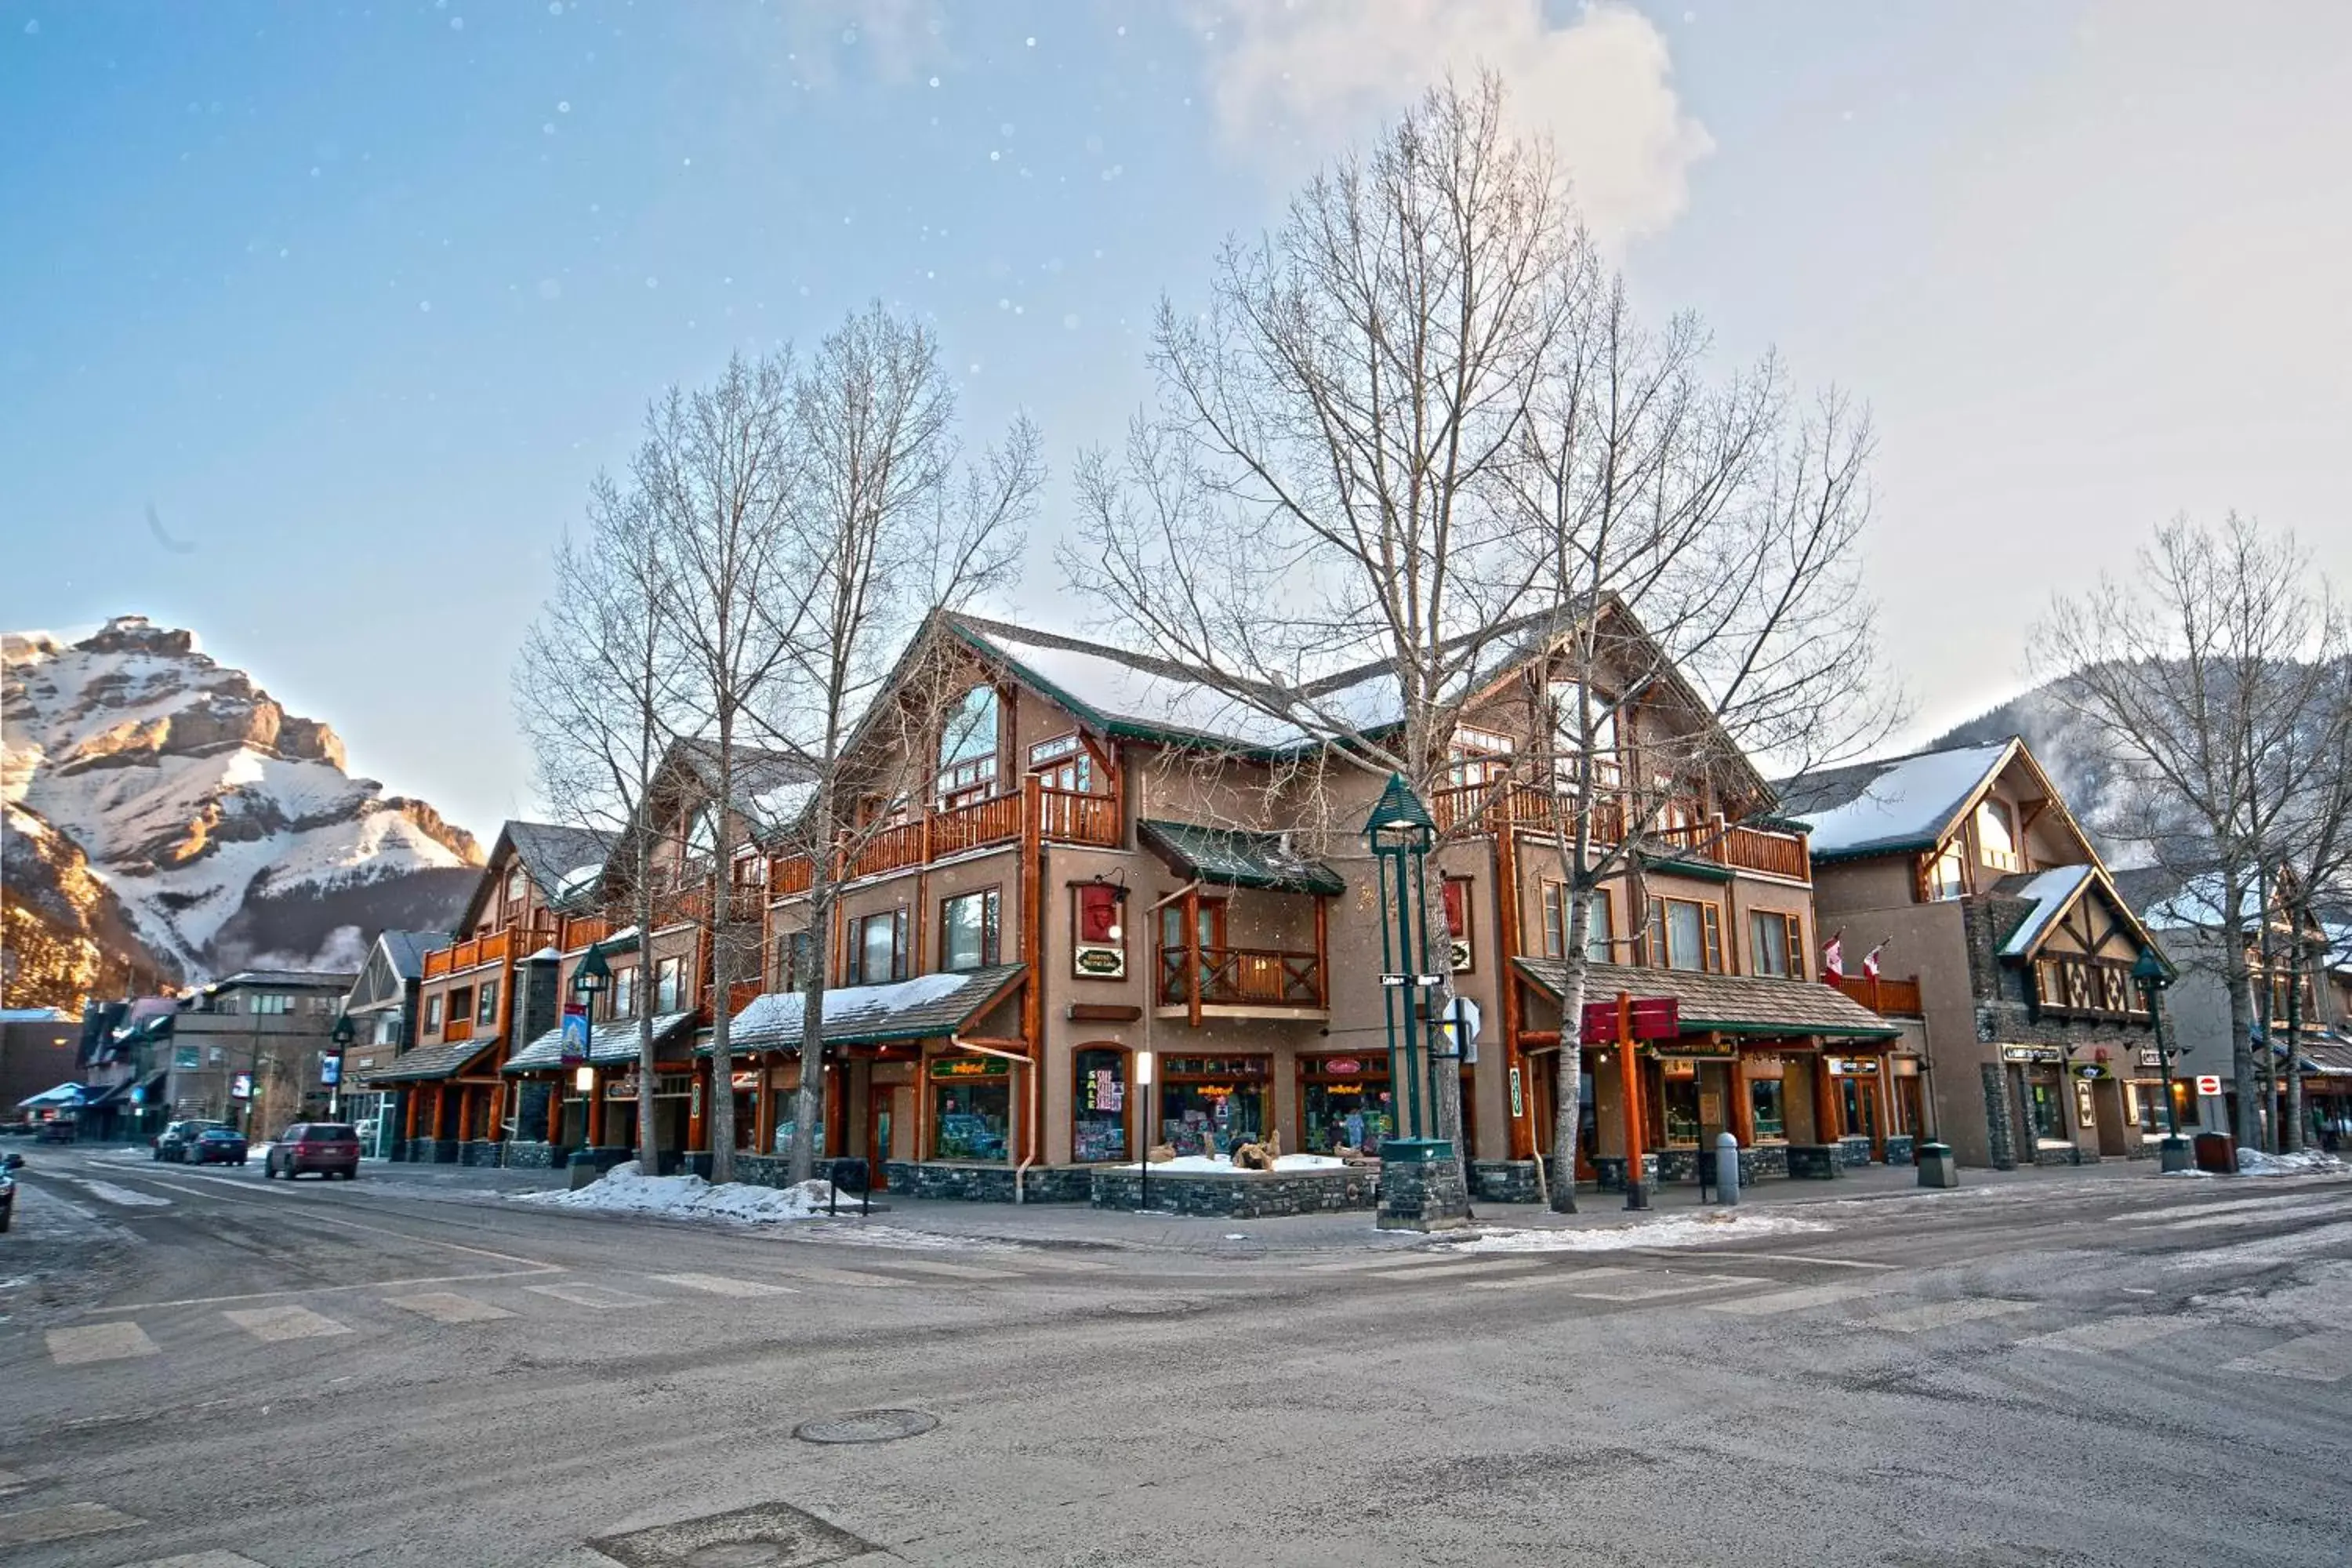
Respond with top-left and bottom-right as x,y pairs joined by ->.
2194,1074 -> 2223,1097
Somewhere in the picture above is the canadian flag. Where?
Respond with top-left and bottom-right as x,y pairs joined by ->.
1862,942 -> 1886,981
1822,932 -> 1846,982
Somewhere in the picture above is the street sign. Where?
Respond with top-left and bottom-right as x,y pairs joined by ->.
230,1073 -> 253,1101
2194,1073 -> 2223,1097
561,1004 -> 590,1066
1378,974 -> 1410,988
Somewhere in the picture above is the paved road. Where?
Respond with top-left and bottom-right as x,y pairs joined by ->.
2,1149 -> 2348,1566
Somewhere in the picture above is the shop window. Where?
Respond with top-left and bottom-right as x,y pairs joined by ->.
372,1012 -> 399,1046
1748,1079 -> 1787,1141
775,930 -> 816,992
1443,878 -> 1474,971
1072,1047 -> 1129,1163
852,910 -> 909,986
1976,798 -> 2020,872
655,956 -> 684,1013
1661,1072 -> 1701,1147
1299,1057 -> 1393,1153
611,964 -> 637,1021
1074,883 -> 1125,978
1749,912 -> 1803,978
1157,1055 -> 1270,1156
475,978 -> 499,1028
1650,898 -> 1721,973
930,1058 -> 1011,1162
940,888 -> 1002,972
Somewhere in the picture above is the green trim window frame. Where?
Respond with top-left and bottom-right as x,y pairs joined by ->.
1648,896 -> 1723,974
939,887 -> 1003,973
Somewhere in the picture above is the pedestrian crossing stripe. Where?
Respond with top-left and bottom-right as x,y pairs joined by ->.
389,1291 -> 517,1323
45,1322 -> 159,1365
1360,1256 -> 1548,1280
523,1281 -> 664,1310
0,1501 -> 142,1548
1853,1298 -> 2035,1334
1703,1282 -> 1893,1316
865,1259 -> 1024,1281
779,1265 -> 909,1288
651,1272 -> 797,1298
111,1554 -> 267,1567
224,1305 -> 352,1341
2019,1316 -> 2197,1353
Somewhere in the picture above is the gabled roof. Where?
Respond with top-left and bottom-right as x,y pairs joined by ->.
207,968 -> 360,991
1512,959 -> 1902,1040
668,737 -> 816,826
379,930 -> 448,982
457,820 -> 618,930
1777,741 -> 2016,861
361,1035 -> 502,1084
1138,819 -> 1345,896
724,964 -> 1026,1053
1987,864 -> 2166,972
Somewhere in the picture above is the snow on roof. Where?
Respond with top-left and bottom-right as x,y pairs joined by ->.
727,964 -> 1024,1051
1995,864 -> 2098,958
1778,742 -> 2014,859
953,619 -> 1321,751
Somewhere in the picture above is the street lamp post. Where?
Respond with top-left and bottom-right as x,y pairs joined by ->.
1362,774 -> 1470,1231
567,946 -> 611,1156
327,1012 -> 354,1122
2132,946 -> 2190,1174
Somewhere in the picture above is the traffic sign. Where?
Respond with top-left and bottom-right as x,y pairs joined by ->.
2194,1073 -> 2223,1097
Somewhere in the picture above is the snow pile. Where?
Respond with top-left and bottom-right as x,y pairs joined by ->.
2236,1149 -> 2347,1178
1122,1152 -> 1349,1174
511,1161 -> 844,1222
1457,1210 -> 1833,1253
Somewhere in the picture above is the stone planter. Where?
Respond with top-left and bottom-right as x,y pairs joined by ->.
1835,1134 -> 1874,1168
1883,1134 -> 1917,1167
500,1141 -> 557,1170
1091,1163 -> 1379,1218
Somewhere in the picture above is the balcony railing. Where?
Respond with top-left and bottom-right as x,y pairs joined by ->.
1831,974 -> 1925,1018
1158,944 -> 1326,1011
1430,782 -> 1809,883
441,1017 -> 475,1043
422,929 -> 512,980
771,783 -> 1120,891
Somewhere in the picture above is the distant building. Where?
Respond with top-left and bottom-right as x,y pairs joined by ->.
338,931 -> 447,1156
1,1007 -> 82,1119
77,971 -> 357,1140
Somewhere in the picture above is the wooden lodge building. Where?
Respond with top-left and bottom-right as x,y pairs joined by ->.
1780,738 -> 2172,1171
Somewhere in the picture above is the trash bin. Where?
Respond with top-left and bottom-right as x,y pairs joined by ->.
2192,1132 -> 2237,1174
2157,1134 -> 2194,1174
827,1156 -> 871,1217
1915,1142 -> 1958,1189
567,1150 -> 600,1190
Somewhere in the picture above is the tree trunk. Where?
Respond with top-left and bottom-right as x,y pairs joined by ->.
2282,917 -> 2306,1152
1548,949 -> 1589,1214
787,881 -> 833,1184
2223,870 -> 2259,1151
634,921 -> 659,1175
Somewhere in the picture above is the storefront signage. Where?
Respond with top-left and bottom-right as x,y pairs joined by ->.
2137,1048 -> 2164,1070
2002,1046 -> 2063,1065
729,1069 -> 761,1090
606,1075 -> 639,1100
1828,1058 -> 1881,1076
2195,1074 -> 2223,1096
1163,1056 -> 1271,1080
1324,1057 -> 1363,1076
932,1055 -> 1011,1080
1073,944 -> 1126,978
2075,1064 -> 2107,1080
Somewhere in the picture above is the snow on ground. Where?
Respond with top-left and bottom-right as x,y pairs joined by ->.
1119,1153 -> 1348,1174
1457,1210 -> 1833,1253
511,1162 -> 844,1223
67,1177 -> 171,1207
2236,1149 -> 2347,1178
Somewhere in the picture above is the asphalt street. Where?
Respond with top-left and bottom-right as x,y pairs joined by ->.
2,1148 -> 2348,1567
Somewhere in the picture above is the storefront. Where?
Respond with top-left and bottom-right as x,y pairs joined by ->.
1654,1049 -> 1740,1155
1071,1045 -> 1131,1163
1298,1054 -> 1393,1153
1156,1054 -> 1269,1155
927,1055 -> 1012,1162
2002,1045 -> 2071,1149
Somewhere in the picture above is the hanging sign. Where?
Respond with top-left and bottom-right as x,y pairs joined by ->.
2137,1047 -> 2164,1069
1324,1058 -> 1363,1076
1580,996 -> 1681,1044
1073,944 -> 1126,978
932,1055 -> 1010,1080
561,1004 -> 590,1067
1508,1065 -> 1524,1120
2075,1064 -> 2107,1080
320,1054 -> 343,1086
729,1069 -> 761,1090
2001,1045 -> 2063,1065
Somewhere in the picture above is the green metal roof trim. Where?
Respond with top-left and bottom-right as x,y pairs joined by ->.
1512,956 -> 1904,1041
1637,854 -> 1736,885
1138,818 -> 1347,896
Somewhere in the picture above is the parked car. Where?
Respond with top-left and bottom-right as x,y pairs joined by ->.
0,1149 -> 22,1232
266,1123 -> 361,1181
36,1120 -> 75,1144
189,1127 -> 249,1166
154,1120 -> 227,1162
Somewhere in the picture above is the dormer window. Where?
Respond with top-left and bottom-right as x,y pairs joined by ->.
504,866 -> 528,904
1976,798 -> 2020,873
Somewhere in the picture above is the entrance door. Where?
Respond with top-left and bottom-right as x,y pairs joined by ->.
866,1087 -> 896,1189
1839,1077 -> 1878,1145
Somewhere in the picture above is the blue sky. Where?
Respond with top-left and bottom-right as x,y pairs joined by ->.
5,2 -> 2347,840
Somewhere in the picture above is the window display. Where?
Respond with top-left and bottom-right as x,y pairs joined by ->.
1299,1057 -> 1392,1152
1157,1054 -> 1269,1156
1072,1047 -> 1128,1163
929,1057 -> 1011,1162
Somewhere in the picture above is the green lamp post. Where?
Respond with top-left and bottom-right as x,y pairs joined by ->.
2132,944 -> 2190,1173
1364,773 -> 1439,1141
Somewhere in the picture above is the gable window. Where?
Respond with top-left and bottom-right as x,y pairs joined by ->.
249,993 -> 294,1016
1976,798 -> 2020,873
1926,842 -> 1968,901
941,888 -> 1003,972
1750,912 -> 1805,979
655,956 -> 684,1014
1443,877 -> 1474,971
504,865 -> 528,905
475,978 -> 500,1028
1447,725 -> 1515,789
1551,684 -> 1621,791
611,964 -> 637,1021
1029,733 -> 1096,793
372,1011 -> 399,1046
938,687 -> 1000,808
1648,897 -> 1722,974
853,909 -> 909,987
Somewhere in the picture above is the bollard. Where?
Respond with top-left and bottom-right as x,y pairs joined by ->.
1715,1132 -> 1740,1205
566,1150 -> 598,1191
1915,1142 -> 1958,1189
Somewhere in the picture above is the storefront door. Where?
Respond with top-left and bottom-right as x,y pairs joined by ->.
866,1087 -> 897,1187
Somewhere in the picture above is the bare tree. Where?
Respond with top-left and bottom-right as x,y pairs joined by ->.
1067,74 -> 1892,1208
2034,514 -> 2347,1152
640,354 -> 802,1185
760,305 -> 1041,1185
515,471 -> 684,1178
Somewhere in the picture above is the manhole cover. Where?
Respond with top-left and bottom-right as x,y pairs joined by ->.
792,1407 -> 939,1444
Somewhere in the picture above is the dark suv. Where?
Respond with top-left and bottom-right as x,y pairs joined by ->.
154,1120 -> 228,1162
266,1123 -> 361,1181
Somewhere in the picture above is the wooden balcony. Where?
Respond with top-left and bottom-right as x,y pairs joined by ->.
1431,782 -> 1808,883
557,914 -> 612,952
726,978 -> 764,1015
1831,974 -> 1926,1018
769,784 -> 1122,892
441,1016 -> 475,1043
422,929 -> 512,980
1156,943 -> 1327,1018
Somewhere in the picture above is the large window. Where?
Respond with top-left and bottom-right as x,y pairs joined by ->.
1926,842 -> 1968,901
475,978 -> 500,1027
655,956 -> 684,1013
1071,1047 -> 1129,1163
1157,1055 -> 1270,1156
1650,897 -> 1722,973
940,888 -> 1002,972
1029,732 -> 1095,793
930,1058 -> 1011,1162
1748,1078 -> 1787,1140
775,929 -> 816,992
853,910 -> 909,986
937,686 -> 1000,807
249,993 -> 295,1016
611,964 -> 637,1020
1552,684 -> 1621,790
1749,912 -> 1804,979
1976,798 -> 2020,872
424,993 -> 444,1033
1299,1056 -> 1393,1153
1541,884 -> 1614,964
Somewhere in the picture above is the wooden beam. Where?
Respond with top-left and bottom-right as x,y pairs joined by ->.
1065,1003 -> 1142,1024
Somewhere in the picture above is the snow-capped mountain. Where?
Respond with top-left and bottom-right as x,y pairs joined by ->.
2,616 -> 484,1003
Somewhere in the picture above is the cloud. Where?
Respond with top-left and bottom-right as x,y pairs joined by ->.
1196,0 -> 1713,246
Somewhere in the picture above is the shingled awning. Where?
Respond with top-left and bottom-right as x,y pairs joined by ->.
1512,958 -> 1903,1042
721,964 -> 1026,1054
363,1036 -> 503,1084
504,1011 -> 697,1073
1138,819 -> 1345,896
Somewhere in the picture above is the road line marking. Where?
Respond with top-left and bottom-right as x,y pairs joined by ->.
1304,1252 -> 1474,1273
2019,1316 -> 2199,1354
1666,1250 -> 1897,1271
387,1290 -> 517,1323
1704,1282 -> 1895,1316
1853,1298 -> 2036,1334
2150,1200 -> 2349,1232
225,1304 -> 354,1342
2220,1330 -> 2352,1383
1567,1272 -> 1763,1301
0,1467 -> 26,1492
0,1501 -> 143,1547
46,1322 -> 160,1365
2126,1192 -> 2349,1225
782,1266 -> 908,1289
650,1272 -> 797,1298
524,1282 -> 664,1310
126,1172 -> 561,1267
87,1267 -> 562,1313
864,1259 -> 1023,1281
1361,1257 -> 1548,1280
114,1553 -> 270,1567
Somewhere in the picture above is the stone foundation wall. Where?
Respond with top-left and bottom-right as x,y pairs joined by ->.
2034,1143 -> 2092,1167
1471,1160 -> 1544,1204
500,1141 -> 557,1170
1744,1144 -> 1791,1181
877,1162 -> 1096,1203
1836,1135 -> 1875,1168
1592,1153 -> 1661,1192
1883,1134 -> 1916,1167
1091,1165 -> 1378,1218
1786,1144 -> 1843,1179
1981,1064 -> 2020,1171
1377,1145 -> 1471,1230
459,1140 -> 502,1167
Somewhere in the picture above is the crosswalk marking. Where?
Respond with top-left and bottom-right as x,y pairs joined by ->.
2128,1192 -> 2344,1225
46,1322 -> 160,1365
1305,1251 -> 1470,1273
524,1281 -> 663,1310
2220,1330 -> 2352,1383
1362,1257 -> 1546,1281
388,1291 -> 516,1323
0,1502 -> 142,1547
782,1266 -> 908,1289
1704,1282 -> 1891,1316
2019,1316 -> 2198,1354
225,1305 -> 353,1342
1854,1298 -> 2035,1334
1566,1271 -> 1762,1301
652,1272 -> 797,1298
114,1554 -> 269,1567
0,1468 -> 25,1493
2150,1199 -> 2348,1232
867,1259 -> 1022,1281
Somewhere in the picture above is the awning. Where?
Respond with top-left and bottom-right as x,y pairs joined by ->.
721,964 -> 1026,1054
14,1082 -> 86,1110
2299,1036 -> 2352,1079
1512,958 -> 1904,1042
365,1036 -> 503,1084
1138,818 -> 1345,896
505,1012 -> 696,1073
